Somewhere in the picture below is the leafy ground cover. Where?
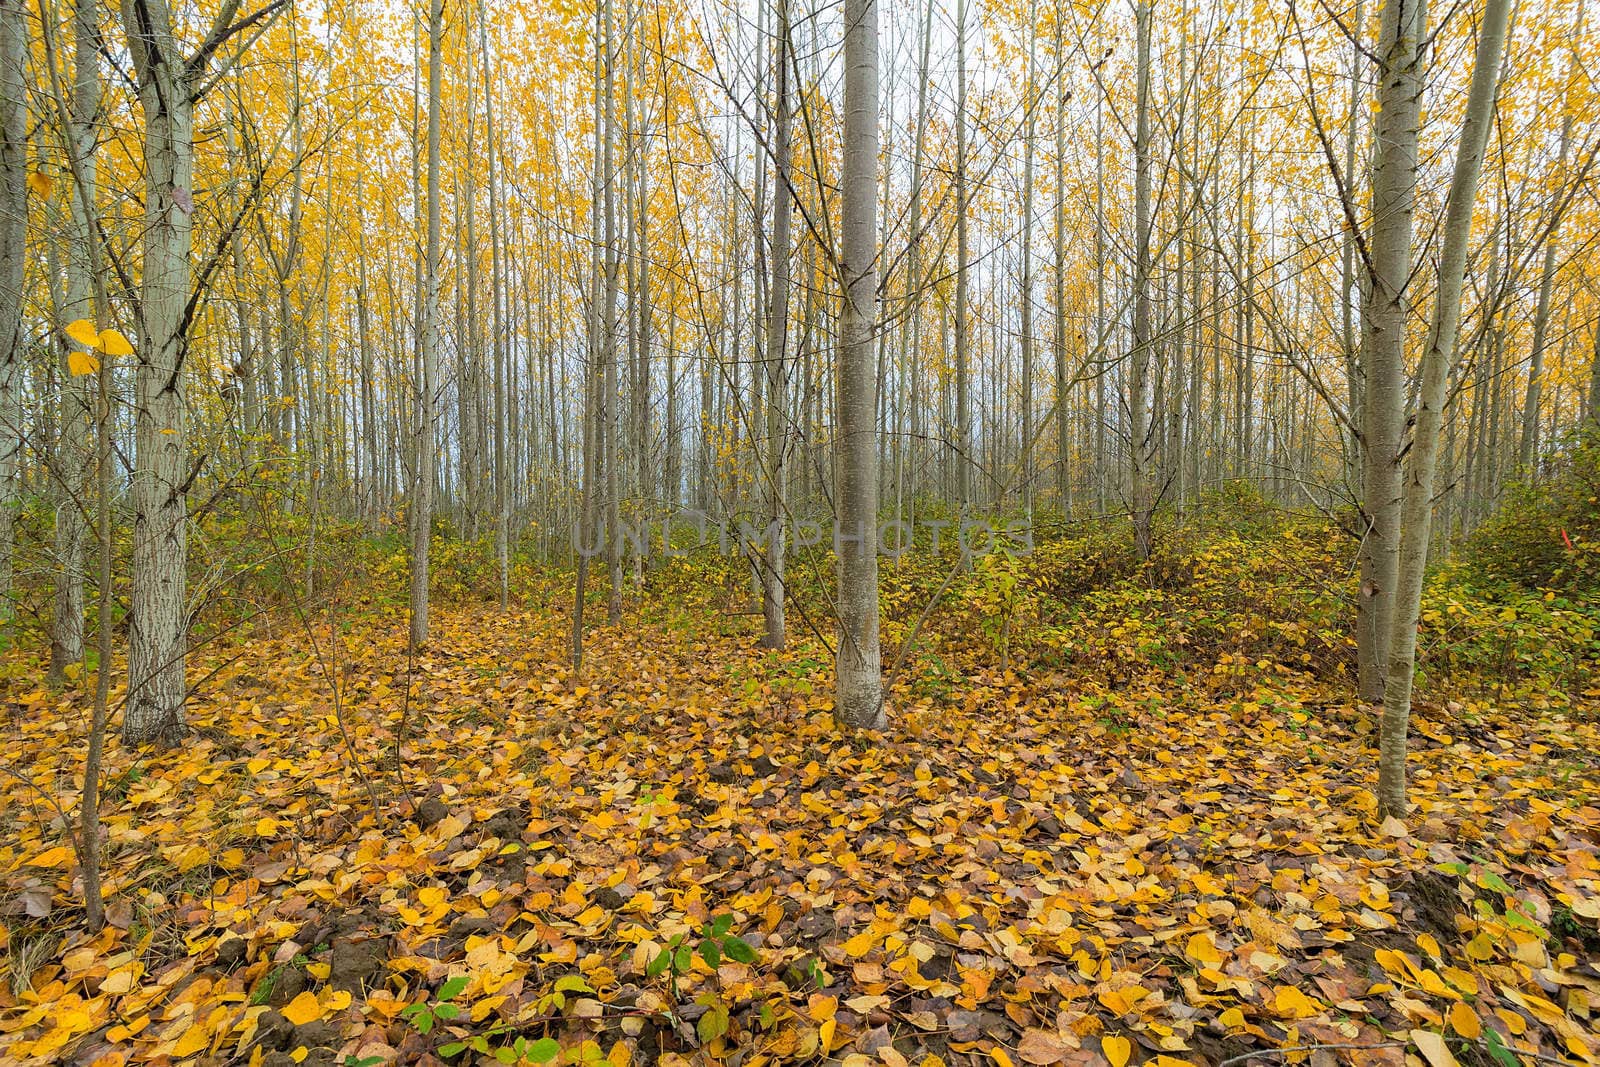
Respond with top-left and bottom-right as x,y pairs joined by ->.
3,531 -> 1600,1067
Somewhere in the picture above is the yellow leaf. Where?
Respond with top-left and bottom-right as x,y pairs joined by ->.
841,930 -> 877,957
28,171 -> 52,198
1185,932 -> 1223,966
64,319 -> 99,347
100,967 -> 138,995
1098,986 -> 1148,1015
1410,1029 -> 1459,1067
1447,1002 -> 1480,1040
323,988 -> 352,1013
171,1021 -> 211,1057
281,990 -> 322,1026
67,350 -> 99,377
1272,986 -> 1323,1019
28,844 -> 75,867
1102,1035 -> 1132,1067
989,1047 -> 1014,1067
1217,1008 -> 1245,1029
256,817 -> 280,837
97,329 -> 133,356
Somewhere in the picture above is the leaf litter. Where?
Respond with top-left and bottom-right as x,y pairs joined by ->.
2,604 -> 1598,1066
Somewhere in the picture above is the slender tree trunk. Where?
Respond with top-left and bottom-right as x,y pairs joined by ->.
410,0 -> 443,650
834,0 -> 883,730
900,0 -> 932,529
46,0 -> 98,681
1355,0 -> 1424,704
573,0 -> 608,672
761,0 -> 794,650
478,0 -> 509,608
1019,0 -> 1038,519
1341,0 -> 1366,495
0,0 -> 24,634
602,0 -> 623,624
1053,16 -> 1069,514
1378,0 -> 1508,818
1093,49 -> 1108,515
356,173 -> 379,527
1128,0 -> 1156,560
954,0 -> 971,519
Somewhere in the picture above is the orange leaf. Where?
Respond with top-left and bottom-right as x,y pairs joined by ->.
281,990 -> 322,1026
27,845 -> 75,867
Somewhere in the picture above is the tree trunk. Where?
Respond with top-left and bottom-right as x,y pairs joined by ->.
834,0 -> 883,730
409,0 -> 443,651
0,0 -> 25,635
119,0 -> 204,744
1019,0 -> 1038,519
1128,0 -> 1156,560
1355,0 -> 1424,705
762,0 -> 793,650
953,0 -> 971,519
48,0 -> 99,682
1378,0 -> 1508,819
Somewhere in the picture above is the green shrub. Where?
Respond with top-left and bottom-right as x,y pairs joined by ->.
1467,427 -> 1600,592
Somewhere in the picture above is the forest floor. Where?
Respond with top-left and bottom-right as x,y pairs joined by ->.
2,596 -> 1600,1067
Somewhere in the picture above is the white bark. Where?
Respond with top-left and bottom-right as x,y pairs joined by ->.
834,0 -> 883,730
762,0 -> 793,650
1378,0 -> 1510,818
1356,0 -> 1424,705
0,0 -> 24,632
409,0 -> 443,650
1129,0 -> 1155,560
120,0 -> 202,744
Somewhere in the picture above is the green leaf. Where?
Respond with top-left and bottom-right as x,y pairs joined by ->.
674,944 -> 692,974
646,949 -> 670,978
554,975 -> 593,993
699,938 -> 722,968
711,914 -> 734,937
494,1048 -> 518,1064
413,1010 -> 435,1035
722,936 -> 759,964
697,1004 -> 729,1043
438,1042 -> 468,1057
438,975 -> 470,1000
471,1036 -> 490,1052
435,1003 -> 461,1020
526,1038 -> 562,1063
1485,1029 -> 1518,1067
